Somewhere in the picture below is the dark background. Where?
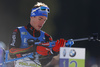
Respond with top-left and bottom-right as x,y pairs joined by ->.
0,0 -> 100,66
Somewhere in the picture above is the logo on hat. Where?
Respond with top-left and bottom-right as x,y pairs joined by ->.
42,13 -> 47,15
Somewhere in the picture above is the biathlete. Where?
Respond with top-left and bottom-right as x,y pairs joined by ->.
9,2 -> 69,67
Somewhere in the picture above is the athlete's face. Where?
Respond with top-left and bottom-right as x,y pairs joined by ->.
30,16 -> 47,31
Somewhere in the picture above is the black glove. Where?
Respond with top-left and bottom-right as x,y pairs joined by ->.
27,39 -> 37,52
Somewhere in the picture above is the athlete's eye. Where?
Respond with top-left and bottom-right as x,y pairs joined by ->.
39,18 -> 42,20
38,17 -> 42,20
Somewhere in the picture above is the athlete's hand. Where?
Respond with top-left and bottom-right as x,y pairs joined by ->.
36,46 -> 51,56
52,39 -> 67,52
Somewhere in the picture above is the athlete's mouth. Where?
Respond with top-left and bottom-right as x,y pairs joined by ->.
38,25 -> 42,28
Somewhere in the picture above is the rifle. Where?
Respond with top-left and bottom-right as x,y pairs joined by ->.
0,33 -> 99,65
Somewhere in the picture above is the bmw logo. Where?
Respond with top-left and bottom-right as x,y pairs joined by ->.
69,49 -> 76,57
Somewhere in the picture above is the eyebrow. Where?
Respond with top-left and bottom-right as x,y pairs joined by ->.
39,17 -> 43,19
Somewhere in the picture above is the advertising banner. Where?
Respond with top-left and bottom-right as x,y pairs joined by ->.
59,47 -> 85,67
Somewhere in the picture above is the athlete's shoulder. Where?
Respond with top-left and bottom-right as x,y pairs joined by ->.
45,32 -> 51,37
40,30 -> 50,36
12,28 -> 19,34
40,30 -> 53,41
12,26 -> 24,34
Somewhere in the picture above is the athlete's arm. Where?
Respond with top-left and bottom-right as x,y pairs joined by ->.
9,28 -> 34,58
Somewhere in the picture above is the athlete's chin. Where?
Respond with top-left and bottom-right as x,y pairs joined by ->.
36,28 -> 41,31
